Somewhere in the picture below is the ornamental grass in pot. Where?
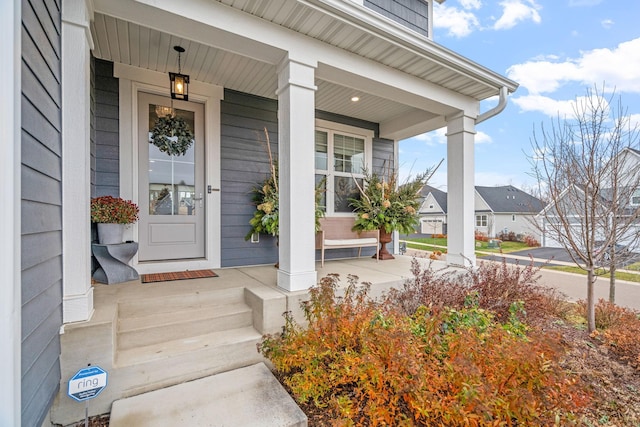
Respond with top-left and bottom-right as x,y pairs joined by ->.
350,161 -> 440,259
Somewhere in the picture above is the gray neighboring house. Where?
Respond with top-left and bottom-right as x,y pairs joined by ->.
538,147 -> 640,250
418,185 -> 545,238
3,0 -> 519,425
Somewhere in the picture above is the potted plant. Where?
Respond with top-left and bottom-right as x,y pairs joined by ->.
350,163 -> 438,259
91,196 -> 139,244
245,128 -> 325,261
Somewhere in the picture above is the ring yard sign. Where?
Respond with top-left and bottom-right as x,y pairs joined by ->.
68,366 -> 108,402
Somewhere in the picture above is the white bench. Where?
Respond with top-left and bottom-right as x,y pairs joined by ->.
315,217 -> 380,267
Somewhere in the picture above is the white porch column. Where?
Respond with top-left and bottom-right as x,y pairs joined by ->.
276,56 -> 318,291
446,112 -> 477,267
62,0 -> 94,322
1,0 -> 21,423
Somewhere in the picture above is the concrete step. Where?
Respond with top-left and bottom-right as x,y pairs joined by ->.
117,287 -> 246,318
115,325 -> 263,368
109,363 -> 307,427
117,302 -> 253,350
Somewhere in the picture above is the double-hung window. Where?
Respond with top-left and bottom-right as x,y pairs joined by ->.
476,214 -> 487,227
631,189 -> 640,206
315,120 -> 373,216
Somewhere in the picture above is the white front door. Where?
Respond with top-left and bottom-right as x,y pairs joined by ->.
138,92 -> 205,261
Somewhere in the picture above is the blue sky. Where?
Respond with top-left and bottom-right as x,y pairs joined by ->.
399,0 -> 640,192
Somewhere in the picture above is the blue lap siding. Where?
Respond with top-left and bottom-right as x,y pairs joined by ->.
21,0 -> 63,425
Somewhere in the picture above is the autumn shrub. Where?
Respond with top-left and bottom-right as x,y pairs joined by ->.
588,299 -> 640,369
386,258 -> 565,326
260,273 -> 589,426
474,231 -> 489,242
497,230 -> 518,242
523,234 -> 541,247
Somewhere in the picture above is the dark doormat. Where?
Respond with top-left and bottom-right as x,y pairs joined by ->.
140,269 -> 219,283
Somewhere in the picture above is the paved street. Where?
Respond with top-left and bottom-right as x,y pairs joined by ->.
477,250 -> 640,311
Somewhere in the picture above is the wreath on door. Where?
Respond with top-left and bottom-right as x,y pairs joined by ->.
150,115 -> 194,156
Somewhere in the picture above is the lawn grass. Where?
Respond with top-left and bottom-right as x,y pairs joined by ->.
545,265 -> 640,283
403,237 -> 531,254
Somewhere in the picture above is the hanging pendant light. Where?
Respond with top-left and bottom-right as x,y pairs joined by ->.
169,46 -> 189,101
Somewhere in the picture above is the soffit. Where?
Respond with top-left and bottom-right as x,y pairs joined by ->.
215,0 -> 517,100
91,13 -> 418,124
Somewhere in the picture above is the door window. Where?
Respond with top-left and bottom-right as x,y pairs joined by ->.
147,104 -> 196,216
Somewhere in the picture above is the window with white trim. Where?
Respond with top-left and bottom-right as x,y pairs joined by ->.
512,214 -> 516,222
315,120 -> 373,216
631,189 -> 640,206
476,214 -> 487,227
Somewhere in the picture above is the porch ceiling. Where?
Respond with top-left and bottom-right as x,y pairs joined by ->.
91,0 -> 517,136
91,13 -> 416,124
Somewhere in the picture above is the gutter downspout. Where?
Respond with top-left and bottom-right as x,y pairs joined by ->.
476,86 -> 508,124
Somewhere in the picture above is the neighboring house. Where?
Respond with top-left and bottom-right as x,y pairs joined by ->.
2,0 -> 517,425
474,185 -> 546,238
418,185 -> 448,235
419,185 -> 544,238
538,147 -> 640,250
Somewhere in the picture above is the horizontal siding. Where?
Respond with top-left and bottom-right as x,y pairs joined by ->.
220,90 -> 279,267
220,91 -> 393,267
94,59 -> 119,197
365,0 -> 429,37
21,0 -> 63,425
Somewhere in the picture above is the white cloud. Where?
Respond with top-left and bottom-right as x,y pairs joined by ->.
475,131 -> 493,144
459,0 -> 482,10
412,128 -> 447,145
411,128 -> 492,145
507,38 -> 640,95
493,0 -> 542,30
601,19 -> 614,29
433,2 -> 481,38
511,94 -> 610,118
569,0 -> 603,6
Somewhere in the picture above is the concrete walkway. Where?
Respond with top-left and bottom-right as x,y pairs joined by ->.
109,363 -> 307,427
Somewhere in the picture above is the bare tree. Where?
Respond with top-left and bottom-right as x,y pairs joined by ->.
528,85 -> 640,332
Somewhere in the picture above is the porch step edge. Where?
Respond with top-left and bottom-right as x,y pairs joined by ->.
117,302 -> 252,333
117,304 -> 254,350
118,287 -> 246,318
115,325 -> 263,368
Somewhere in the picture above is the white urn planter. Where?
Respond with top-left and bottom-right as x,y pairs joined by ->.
97,223 -> 125,245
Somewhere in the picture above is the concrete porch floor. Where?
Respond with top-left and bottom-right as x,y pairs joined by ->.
51,254 -> 441,426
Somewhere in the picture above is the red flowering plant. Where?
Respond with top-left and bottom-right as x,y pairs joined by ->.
90,196 -> 139,224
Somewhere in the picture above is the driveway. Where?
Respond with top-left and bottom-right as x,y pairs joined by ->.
481,246 -> 640,269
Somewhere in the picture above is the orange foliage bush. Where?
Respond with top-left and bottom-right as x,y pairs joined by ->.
474,231 -> 489,242
589,299 -> 640,369
259,273 -> 589,426
523,234 -> 541,247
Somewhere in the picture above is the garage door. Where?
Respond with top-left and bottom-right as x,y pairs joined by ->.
421,219 -> 443,235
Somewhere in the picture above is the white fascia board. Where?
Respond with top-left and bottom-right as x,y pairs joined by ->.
381,111 -> 448,140
304,0 -> 517,92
